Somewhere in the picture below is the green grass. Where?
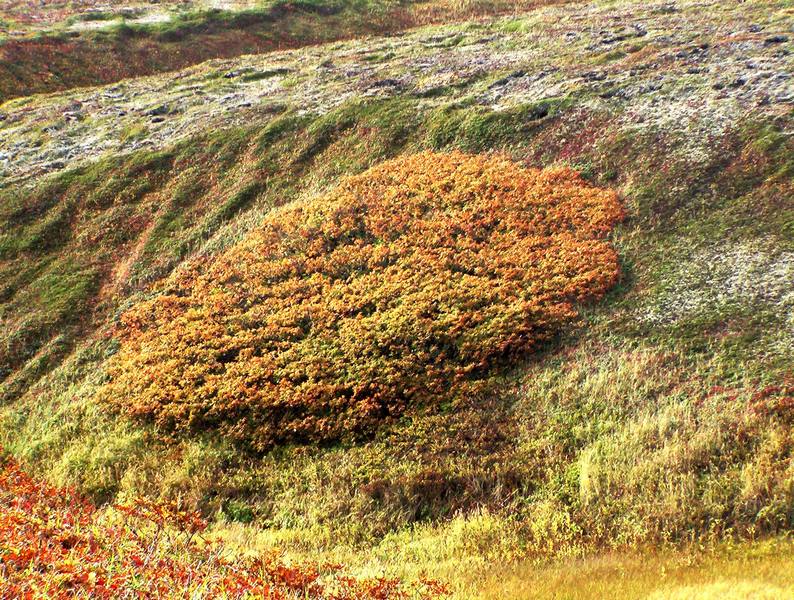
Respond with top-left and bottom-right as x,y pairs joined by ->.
425,96 -> 571,151
0,74 -> 792,593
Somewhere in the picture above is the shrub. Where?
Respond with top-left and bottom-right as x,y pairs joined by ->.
99,151 -> 624,450
0,451 -> 447,599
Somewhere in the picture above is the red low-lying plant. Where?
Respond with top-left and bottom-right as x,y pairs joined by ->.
99,151 -> 624,450
0,452 -> 447,599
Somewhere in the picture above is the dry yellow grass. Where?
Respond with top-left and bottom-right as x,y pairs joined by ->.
470,539 -> 794,600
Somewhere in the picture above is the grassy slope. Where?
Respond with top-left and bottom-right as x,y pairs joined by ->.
0,0 -> 567,103
0,1 -> 394,102
0,0 -> 792,596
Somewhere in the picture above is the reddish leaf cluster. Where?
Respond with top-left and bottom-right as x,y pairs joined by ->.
746,378 -> 794,420
99,151 -> 624,450
0,452 -> 447,599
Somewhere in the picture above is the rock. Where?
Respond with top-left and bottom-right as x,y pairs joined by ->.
601,34 -> 626,45
581,71 -> 608,82
599,87 -> 621,99
147,105 -> 170,116
764,35 -> 789,45
423,33 -> 454,45
489,70 -> 527,88
369,78 -> 403,89
638,82 -> 663,94
151,116 -> 166,123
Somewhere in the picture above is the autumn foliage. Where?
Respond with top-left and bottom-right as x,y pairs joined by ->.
0,452 -> 447,599
100,152 -> 624,450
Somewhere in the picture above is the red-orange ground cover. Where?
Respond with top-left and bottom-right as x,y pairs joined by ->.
0,451 -> 447,599
99,151 -> 624,451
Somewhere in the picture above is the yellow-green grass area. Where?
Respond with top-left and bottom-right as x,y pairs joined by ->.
474,539 -> 794,600
2,90 -> 792,577
211,520 -> 794,599
1,3 -> 793,590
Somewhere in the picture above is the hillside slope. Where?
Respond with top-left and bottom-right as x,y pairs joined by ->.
1,0 -> 793,597
0,0 -> 569,103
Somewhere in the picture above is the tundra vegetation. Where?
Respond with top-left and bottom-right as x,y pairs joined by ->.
99,153 -> 624,450
0,0 -> 792,597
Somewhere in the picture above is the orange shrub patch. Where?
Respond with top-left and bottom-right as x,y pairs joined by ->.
0,452 -> 447,599
99,151 -> 624,450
